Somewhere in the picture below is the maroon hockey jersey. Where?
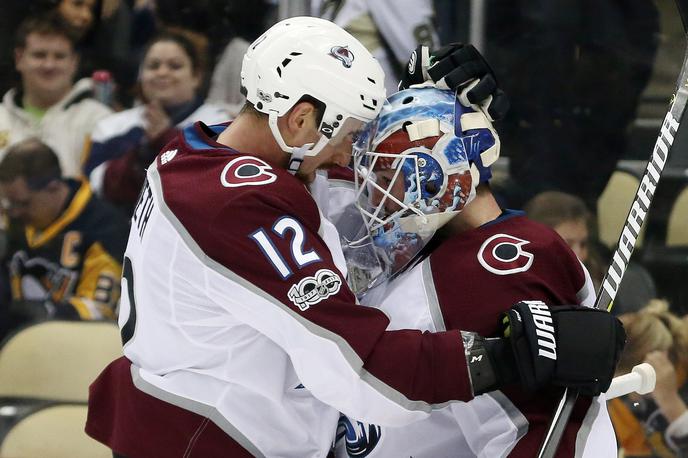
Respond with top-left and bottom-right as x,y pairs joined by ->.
336,212 -> 614,457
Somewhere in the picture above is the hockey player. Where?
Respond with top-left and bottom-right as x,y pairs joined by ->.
335,87 -> 621,457
86,18 -> 623,457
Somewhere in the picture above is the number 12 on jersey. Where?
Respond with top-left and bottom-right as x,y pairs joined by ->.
250,216 -> 321,279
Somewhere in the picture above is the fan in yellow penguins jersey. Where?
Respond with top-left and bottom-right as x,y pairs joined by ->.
0,138 -> 128,336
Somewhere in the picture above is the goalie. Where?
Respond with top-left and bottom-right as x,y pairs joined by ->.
335,84 -> 624,457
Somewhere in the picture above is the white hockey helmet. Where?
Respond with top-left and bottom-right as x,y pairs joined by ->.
241,17 -> 387,173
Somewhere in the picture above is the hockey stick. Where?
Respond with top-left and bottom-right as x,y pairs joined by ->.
537,1 -> 688,456
605,363 -> 656,400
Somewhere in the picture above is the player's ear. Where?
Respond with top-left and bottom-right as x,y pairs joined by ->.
287,102 -> 318,132
279,102 -> 319,147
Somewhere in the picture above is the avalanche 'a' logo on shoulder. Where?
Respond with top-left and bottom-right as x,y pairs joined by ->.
221,156 -> 276,188
477,233 -> 534,275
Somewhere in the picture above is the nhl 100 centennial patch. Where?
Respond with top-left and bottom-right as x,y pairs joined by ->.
288,269 -> 342,311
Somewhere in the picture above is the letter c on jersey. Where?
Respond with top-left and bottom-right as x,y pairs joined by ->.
221,156 -> 277,187
477,233 -> 534,275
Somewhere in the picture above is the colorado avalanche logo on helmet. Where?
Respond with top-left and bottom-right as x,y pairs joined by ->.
329,45 -> 355,68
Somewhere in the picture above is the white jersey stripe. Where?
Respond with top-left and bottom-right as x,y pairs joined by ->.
576,260 -> 596,308
486,391 -> 529,455
575,394 -> 616,458
421,258 -> 447,332
575,398 -> 599,458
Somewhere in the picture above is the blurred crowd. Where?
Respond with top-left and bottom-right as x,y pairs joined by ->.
0,1 -> 686,456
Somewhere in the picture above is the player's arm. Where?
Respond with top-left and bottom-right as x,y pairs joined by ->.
212,191 -> 624,425
211,190 -> 472,427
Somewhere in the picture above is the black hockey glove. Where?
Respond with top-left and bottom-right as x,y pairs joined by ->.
503,301 -> 626,396
399,43 -> 510,121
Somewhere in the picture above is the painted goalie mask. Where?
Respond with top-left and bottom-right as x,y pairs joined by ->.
345,87 -> 500,295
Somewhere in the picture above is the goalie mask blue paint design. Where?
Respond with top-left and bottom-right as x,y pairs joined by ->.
346,87 -> 500,295
356,87 -> 500,183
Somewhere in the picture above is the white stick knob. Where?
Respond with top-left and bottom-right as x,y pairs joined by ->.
605,363 -> 656,399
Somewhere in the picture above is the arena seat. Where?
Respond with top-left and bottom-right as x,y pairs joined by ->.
597,169 -> 647,249
0,320 -> 121,402
0,404 -> 110,458
666,186 -> 688,246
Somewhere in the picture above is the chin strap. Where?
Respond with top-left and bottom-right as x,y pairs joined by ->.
287,136 -> 330,175
287,143 -> 311,174
269,112 -> 331,175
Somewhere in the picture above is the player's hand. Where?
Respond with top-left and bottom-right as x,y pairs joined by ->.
503,301 -> 626,396
399,43 -> 509,121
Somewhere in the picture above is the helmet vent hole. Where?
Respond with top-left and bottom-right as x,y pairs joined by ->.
402,96 -> 414,105
367,77 -> 376,84
282,58 -> 292,67
257,102 -> 263,110
289,52 -> 302,56
360,94 -> 376,111
402,121 -> 413,132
